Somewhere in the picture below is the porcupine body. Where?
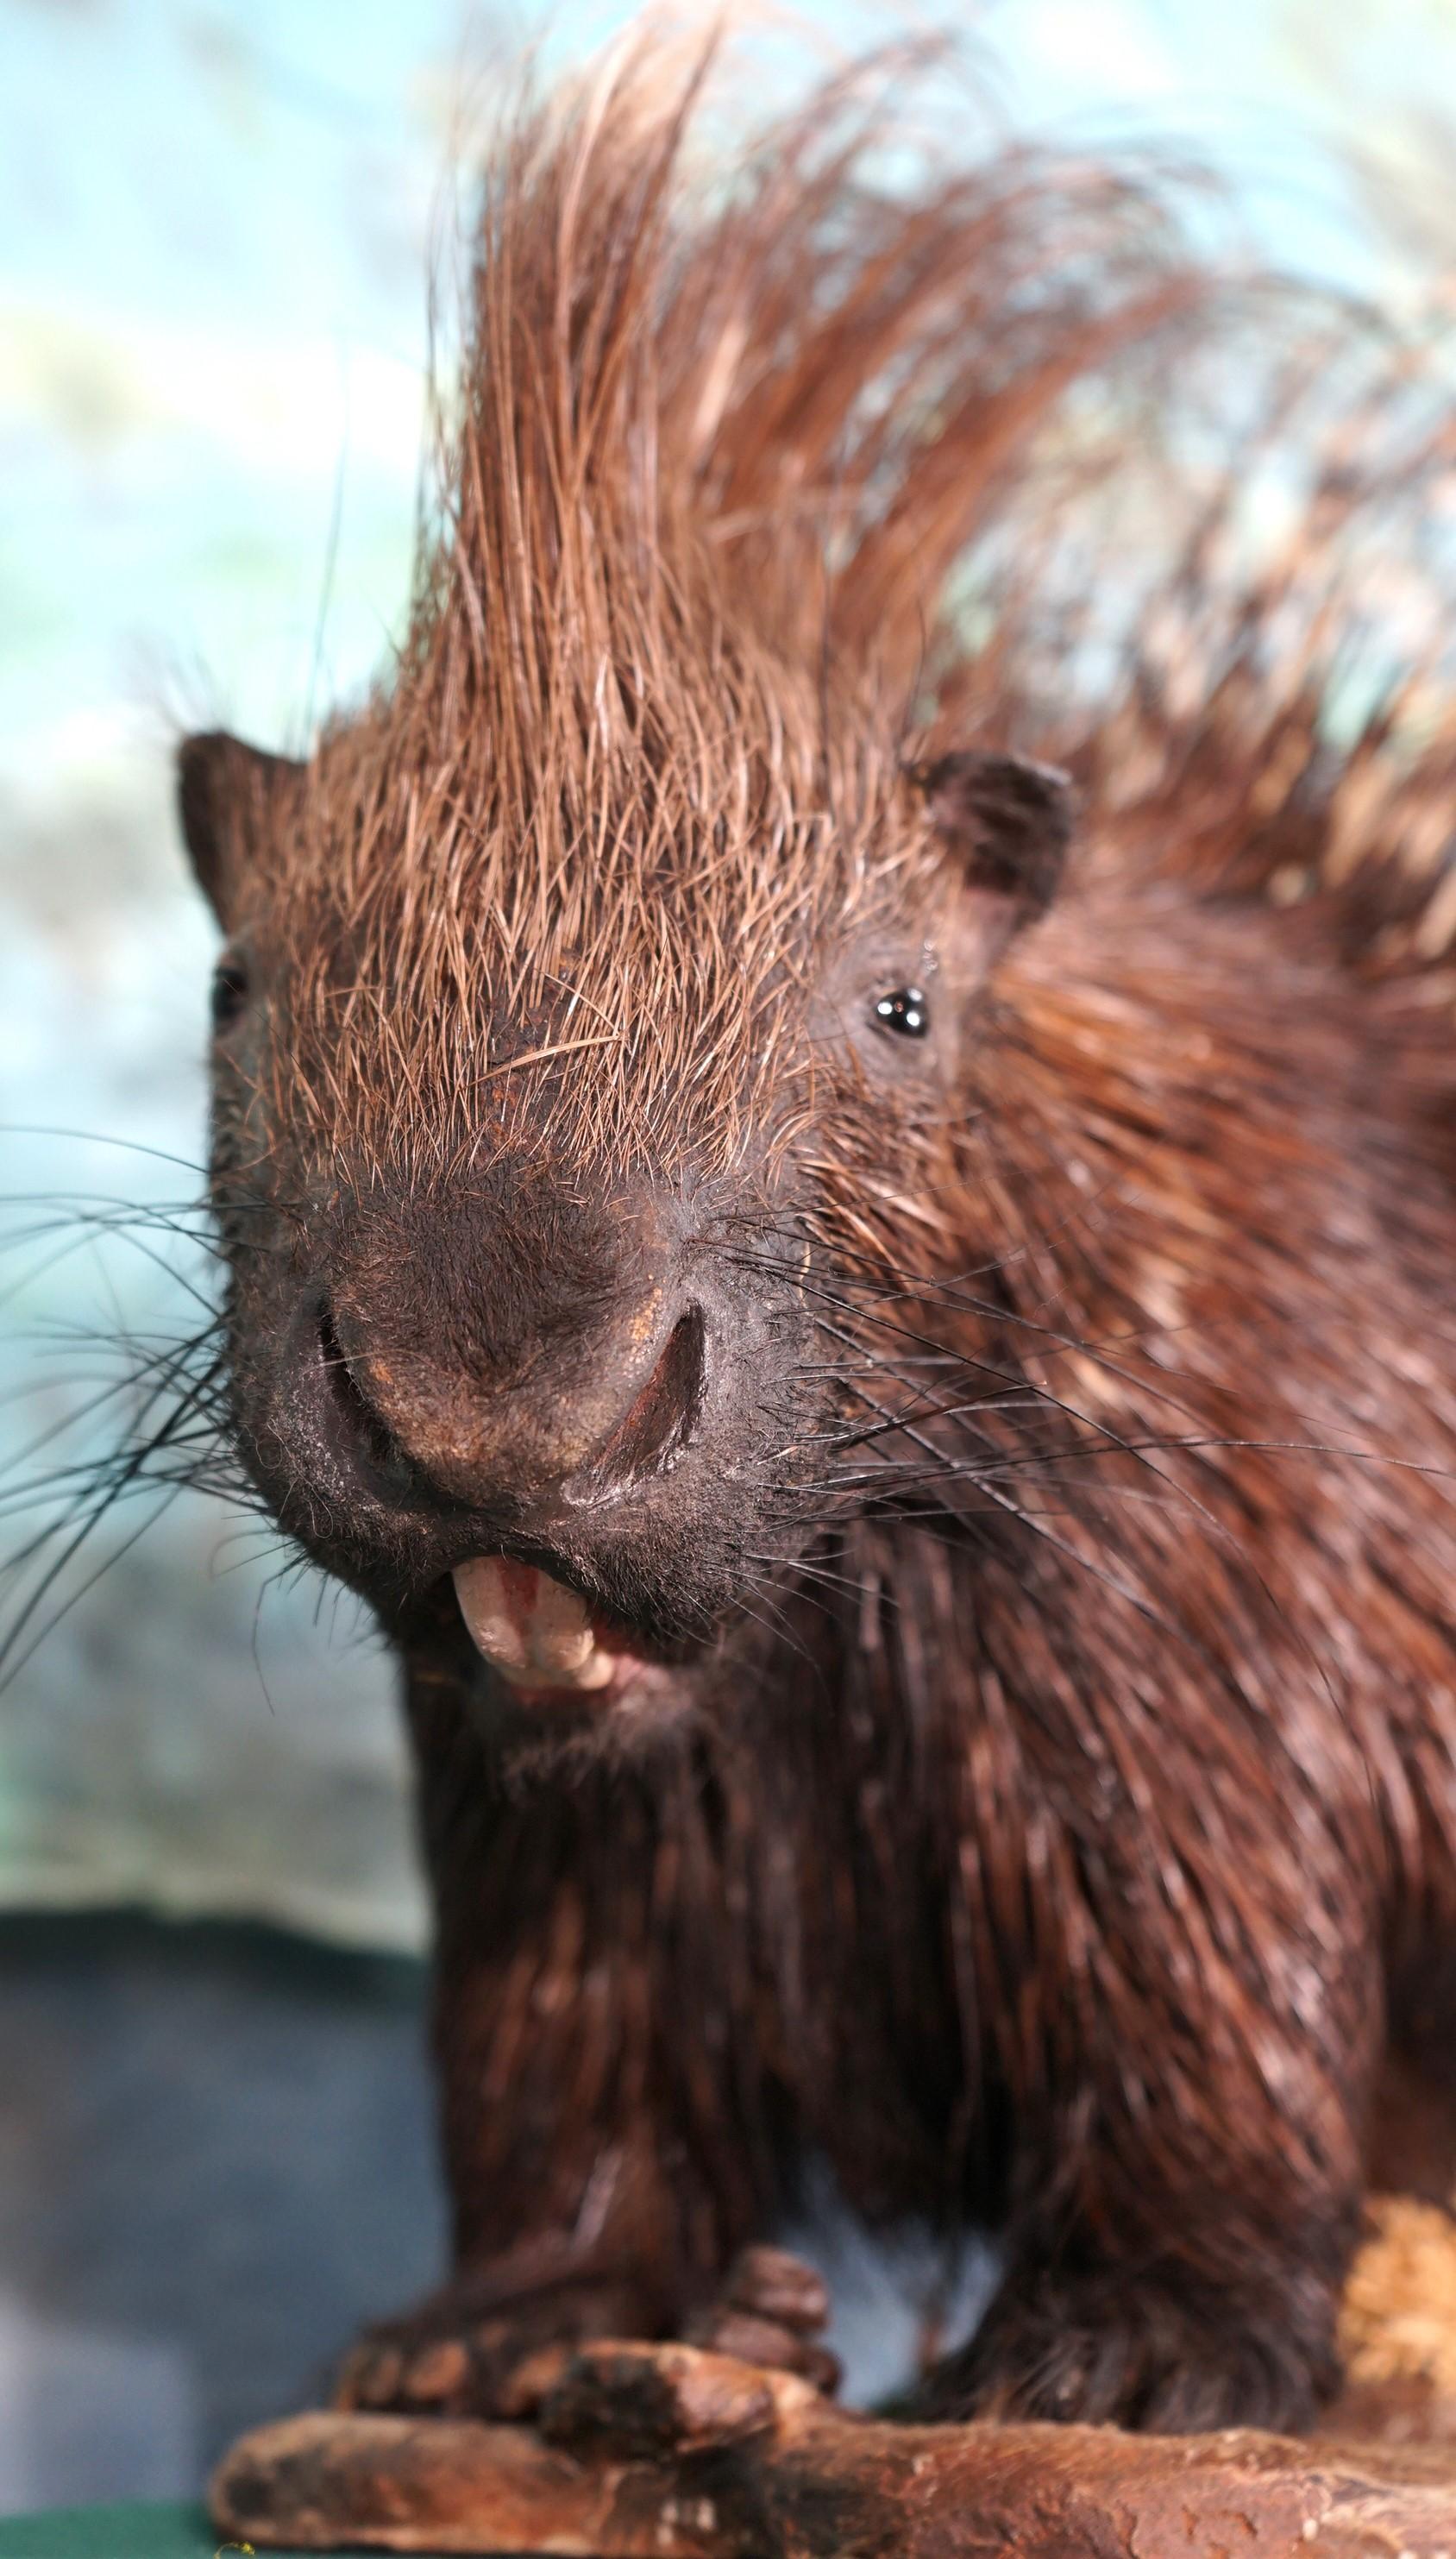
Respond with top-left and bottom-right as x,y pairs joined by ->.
173,35 -> 1456,2431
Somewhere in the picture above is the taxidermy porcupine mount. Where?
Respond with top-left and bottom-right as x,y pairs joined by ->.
37,5 -> 1456,2512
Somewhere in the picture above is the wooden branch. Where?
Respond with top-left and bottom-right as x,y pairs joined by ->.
212,2339 -> 1456,2559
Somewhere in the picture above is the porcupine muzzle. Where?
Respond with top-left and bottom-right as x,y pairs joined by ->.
276,1179 -> 780,1705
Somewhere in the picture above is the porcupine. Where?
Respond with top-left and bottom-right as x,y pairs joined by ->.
170,33 -> 1456,2433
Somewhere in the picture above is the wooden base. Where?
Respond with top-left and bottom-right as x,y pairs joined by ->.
211,2340 -> 1456,2559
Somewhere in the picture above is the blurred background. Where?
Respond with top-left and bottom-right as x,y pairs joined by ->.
1,0 -> 1453,2512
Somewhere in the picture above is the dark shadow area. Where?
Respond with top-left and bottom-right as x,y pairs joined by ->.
0,1910 -> 442,2510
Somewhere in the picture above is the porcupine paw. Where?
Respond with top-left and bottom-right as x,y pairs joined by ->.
334,2244 -> 839,2419
333,2271 -> 653,2419
908,2262 -> 1340,2435
680,2244 -> 841,2394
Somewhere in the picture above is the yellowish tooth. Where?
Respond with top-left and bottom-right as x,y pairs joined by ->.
529,1575 -> 598,1674
514,1642 -> 618,1693
451,1556 -> 618,1692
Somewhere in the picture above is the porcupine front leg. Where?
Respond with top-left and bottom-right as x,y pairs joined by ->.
919,2215 -> 1353,2435
916,1790 -> 1384,2433
337,1660 -> 837,2418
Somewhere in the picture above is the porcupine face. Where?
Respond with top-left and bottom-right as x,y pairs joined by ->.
173,37 -> 1092,1731
179,723 -> 1068,1730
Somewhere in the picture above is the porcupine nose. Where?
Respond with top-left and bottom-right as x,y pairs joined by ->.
319,1294 -> 708,1507
312,1267 -> 711,1696
312,1190 -> 710,1517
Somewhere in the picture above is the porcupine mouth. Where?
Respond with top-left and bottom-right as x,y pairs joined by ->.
452,1554 -> 666,1709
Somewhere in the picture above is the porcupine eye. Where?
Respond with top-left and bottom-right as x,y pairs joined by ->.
210,953 -> 250,1033
873,985 -> 929,1039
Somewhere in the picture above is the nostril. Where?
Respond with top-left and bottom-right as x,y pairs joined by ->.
316,1297 -> 406,1483
568,1305 -> 707,1504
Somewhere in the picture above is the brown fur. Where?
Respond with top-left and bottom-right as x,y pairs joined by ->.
175,30 -> 1456,2435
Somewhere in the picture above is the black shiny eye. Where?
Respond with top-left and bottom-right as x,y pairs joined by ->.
873,985 -> 929,1039
210,953 -> 250,1032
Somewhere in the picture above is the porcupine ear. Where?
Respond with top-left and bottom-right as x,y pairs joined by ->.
177,731 -> 302,929
909,749 -> 1072,970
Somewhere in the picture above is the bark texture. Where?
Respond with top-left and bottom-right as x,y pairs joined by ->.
212,2339 -> 1456,2558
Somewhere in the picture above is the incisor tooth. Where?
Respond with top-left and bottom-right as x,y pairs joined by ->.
529,1574 -> 599,1673
452,1555 -> 618,1691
